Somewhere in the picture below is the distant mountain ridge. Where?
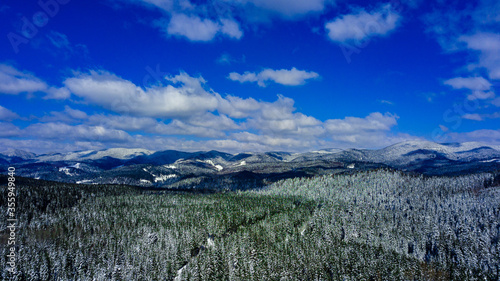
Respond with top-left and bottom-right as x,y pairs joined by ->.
2,140 -> 499,189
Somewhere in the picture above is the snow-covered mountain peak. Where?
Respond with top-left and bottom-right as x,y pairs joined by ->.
1,148 -> 36,159
90,148 -> 155,160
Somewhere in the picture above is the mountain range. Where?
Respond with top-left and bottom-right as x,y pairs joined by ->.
2,140 -> 499,190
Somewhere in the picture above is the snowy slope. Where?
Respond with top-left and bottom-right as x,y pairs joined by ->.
37,148 -> 155,162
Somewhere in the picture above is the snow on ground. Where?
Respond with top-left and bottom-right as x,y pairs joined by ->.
59,167 -> 74,176
140,179 -> 151,184
197,159 -> 224,171
173,264 -> 187,281
207,237 -> 215,248
481,159 -> 500,163
76,179 -> 94,184
164,165 -> 177,169
154,174 -> 177,183
236,161 -> 246,166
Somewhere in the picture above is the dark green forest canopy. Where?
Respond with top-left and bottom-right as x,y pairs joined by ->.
1,169 -> 499,280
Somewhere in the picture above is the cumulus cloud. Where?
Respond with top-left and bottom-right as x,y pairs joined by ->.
237,0 -> 334,18
40,106 -> 89,123
2,63 -> 416,153
156,13 -> 243,42
461,112 -> 500,121
120,0 -> 334,42
232,131 -> 319,150
0,64 -> 69,99
447,129 -> 500,145
0,138 -> 106,154
323,112 -> 400,146
0,123 -> 21,137
44,87 -> 71,100
325,4 -> 400,43
87,112 -> 240,138
152,119 -> 228,138
0,105 -> 19,121
324,112 -> 398,135
242,95 -> 324,137
135,0 -> 333,20
459,32 -> 500,80
216,95 -> 261,118
228,67 -> 319,87
443,76 -> 495,100
462,113 -> 482,121
444,76 -> 491,91
64,71 -> 220,118
88,115 -> 158,132
166,14 -> 220,41
0,64 -> 47,94
25,122 -> 132,143
220,18 -> 243,39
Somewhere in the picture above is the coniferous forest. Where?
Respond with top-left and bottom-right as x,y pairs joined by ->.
1,169 -> 500,280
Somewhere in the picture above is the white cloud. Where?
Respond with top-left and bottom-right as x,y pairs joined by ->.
323,112 -> 400,147
228,67 -> 319,87
444,76 -> 491,91
0,64 -> 47,94
232,131 -> 318,149
216,95 -> 261,118
88,115 -> 158,131
152,119 -> 227,138
121,0 -> 334,42
443,76 -> 495,100
0,138 -> 106,154
0,64 -> 69,99
459,32 -> 500,80
2,64 -> 420,153
0,106 -> 19,121
134,0 -> 333,20
380,100 -> 394,105
460,112 -> 500,121
325,4 -> 400,43
0,123 -> 21,137
41,106 -> 88,123
44,87 -> 71,100
447,129 -> 500,145
462,113 -> 482,121
25,122 -> 132,143
166,13 -> 220,41
492,97 -> 500,107
220,18 -> 243,39
64,71 -> 220,118
87,112 -> 239,138
324,112 -> 398,135
237,0 -> 333,18
243,95 -> 324,137
161,14 -> 243,41
64,106 -> 88,120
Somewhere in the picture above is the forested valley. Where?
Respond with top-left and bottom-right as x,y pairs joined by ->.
1,169 -> 500,280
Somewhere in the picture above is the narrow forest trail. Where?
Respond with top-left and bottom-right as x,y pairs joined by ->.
171,200 -> 319,281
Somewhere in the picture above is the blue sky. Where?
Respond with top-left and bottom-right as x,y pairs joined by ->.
0,0 -> 499,154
